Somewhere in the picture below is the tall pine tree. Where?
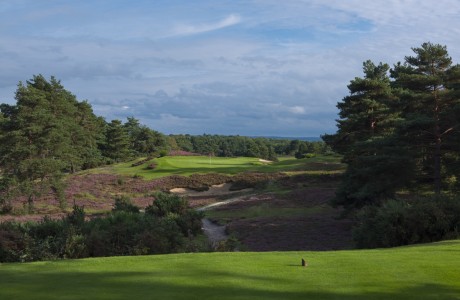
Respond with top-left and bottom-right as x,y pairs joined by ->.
391,42 -> 460,194
0,75 -> 102,209
323,61 -> 411,209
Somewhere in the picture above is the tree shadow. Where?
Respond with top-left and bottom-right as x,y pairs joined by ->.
1,267 -> 459,300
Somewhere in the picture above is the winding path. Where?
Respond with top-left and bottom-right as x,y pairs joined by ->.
201,218 -> 227,245
198,194 -> 252,245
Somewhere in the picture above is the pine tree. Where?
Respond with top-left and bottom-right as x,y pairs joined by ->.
391,43 -> 460,194
0,75 -> 102,210
323,61 -> 410,208
104,119 -> 132,162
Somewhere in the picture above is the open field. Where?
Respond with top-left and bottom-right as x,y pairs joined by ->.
1,240 -> 459,300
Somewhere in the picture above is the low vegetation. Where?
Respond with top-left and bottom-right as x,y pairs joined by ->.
0,193 -> 205,262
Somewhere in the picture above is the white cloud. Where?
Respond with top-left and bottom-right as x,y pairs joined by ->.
288,106 -> 305,114
173,14 -> 241,36
2,1 -> 460,136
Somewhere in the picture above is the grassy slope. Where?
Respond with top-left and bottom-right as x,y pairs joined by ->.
87,155 -> 344,180
1,240 -> 459,300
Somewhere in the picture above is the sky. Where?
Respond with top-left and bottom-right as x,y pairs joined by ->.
1,0 -> 460,137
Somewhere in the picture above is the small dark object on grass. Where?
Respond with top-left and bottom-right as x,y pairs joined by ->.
301,258 -> 307,267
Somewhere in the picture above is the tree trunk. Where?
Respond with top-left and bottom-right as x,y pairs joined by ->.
434,136 -> 441,195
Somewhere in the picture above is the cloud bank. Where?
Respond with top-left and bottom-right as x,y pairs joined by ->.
1,1 -> 460,136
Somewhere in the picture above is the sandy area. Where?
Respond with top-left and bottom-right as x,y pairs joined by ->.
170,183 -> 252,197
258,159 -> 272,163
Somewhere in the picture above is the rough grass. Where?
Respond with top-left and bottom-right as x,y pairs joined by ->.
1,240 -> 459,300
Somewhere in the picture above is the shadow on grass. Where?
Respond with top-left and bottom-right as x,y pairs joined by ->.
1,268 -> 459,300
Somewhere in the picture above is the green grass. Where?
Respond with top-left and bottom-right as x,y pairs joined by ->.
1,240 -> 459,300
82,155 -> 344,180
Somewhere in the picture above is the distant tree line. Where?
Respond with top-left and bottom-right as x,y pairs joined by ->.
168,134 -> 331,160
323,42 -> 460,247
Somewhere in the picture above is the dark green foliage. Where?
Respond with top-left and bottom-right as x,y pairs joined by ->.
103,119 -> 132,162
353,196 -> 460,248
324,61 -> 405,208
0,222 -> 26,262
324,43 -> 460,248
0,75 -> 105,210
391,42 -> 460,194
169,134 -> 328,159
325,43 -> 460,209
146,192 -> 188,217
124,117 -> 166,155
0,194 -> 204,262
112,195 -> 140,213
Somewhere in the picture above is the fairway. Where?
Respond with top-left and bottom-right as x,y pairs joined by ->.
91,155 -> 344,179
1,240 -> 459,300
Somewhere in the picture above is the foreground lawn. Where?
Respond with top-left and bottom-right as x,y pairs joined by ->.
88,155 -> 344,179
1,240 -> 459,300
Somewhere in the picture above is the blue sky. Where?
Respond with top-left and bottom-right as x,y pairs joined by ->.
1,0 -> 460,137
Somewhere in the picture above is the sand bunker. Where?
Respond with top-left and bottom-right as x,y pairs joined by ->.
258,159 -> 272,163
170,183 -> 252,197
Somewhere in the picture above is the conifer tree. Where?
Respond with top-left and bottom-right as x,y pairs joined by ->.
103,119 -> 132,162
391,42 -> 460,194
0,75 -> 102,209
323,61 -> 411,208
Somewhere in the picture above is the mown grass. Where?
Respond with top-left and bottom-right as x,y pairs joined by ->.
1,240 -> 459,300
83,155 -> 344,180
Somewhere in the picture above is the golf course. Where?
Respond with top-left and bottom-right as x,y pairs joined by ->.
1,240 -> 459,300
1,155 -> 459,299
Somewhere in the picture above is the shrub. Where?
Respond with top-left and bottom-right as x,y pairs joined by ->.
112,195 -> 140,213
146,163 -> 157,170
353,196 -> 460,248
0,193 -> 205,262
0,222 -> 27,262
146,192 -> 188,217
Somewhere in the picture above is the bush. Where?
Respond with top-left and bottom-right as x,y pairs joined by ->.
0,193 -> 206,262
146,163 -> 157,170
0,222 -> 27,262
295,152 -> 316,159
146,192 -> 188,217
112,196 -> 140,213
353,196 -> 460,248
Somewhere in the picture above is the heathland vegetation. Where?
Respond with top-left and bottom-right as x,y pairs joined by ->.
0,42 -> 459,300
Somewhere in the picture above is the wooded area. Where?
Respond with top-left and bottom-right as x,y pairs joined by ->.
0,76 -> 326,211
324,42 -> 460,208
324,42 -> 460,248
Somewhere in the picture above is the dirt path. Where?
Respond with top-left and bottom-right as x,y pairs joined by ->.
198,194 -> 253,245
201,218 -> 227,245
196,194 -> 250,211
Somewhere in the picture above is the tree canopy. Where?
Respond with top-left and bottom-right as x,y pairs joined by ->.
0,75 -> 169,210
324,42 -> 460,209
